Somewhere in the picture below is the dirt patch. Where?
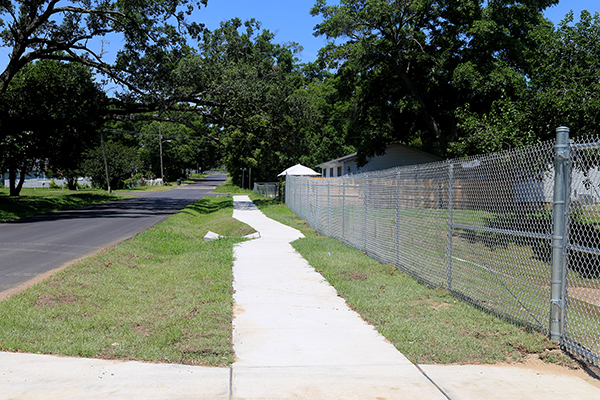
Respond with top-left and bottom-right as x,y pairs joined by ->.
133,324 -> 151,337
233,304 -> 245,317
414,298 -> 451,310
186,307 -> 199,319
34,294 -> 78,308
341,270 -> 369,281
496,353 -> 600,389
425,299 -> 450,310
47,279 -> 65,288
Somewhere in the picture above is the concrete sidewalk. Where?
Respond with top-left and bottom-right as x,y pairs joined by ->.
1,195 -> 599,399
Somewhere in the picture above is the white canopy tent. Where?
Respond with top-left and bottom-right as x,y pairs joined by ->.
277,164 -> 320,177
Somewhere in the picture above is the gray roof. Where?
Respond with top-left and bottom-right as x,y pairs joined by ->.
315,152 -> 359,168
315,144 -> 441,168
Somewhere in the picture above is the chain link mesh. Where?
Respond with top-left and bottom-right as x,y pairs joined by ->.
449,143 -> 555,333
286,138 -> 600,367
565,134 -> 600,365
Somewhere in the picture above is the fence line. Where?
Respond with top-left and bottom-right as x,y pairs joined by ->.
286,128 -> 600,367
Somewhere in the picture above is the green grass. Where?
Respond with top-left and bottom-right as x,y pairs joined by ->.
0,196 -> 253,366
116,185 -> 176,193
215,177 -> 253,194
0,188 -> 129,221
255,198 -> 562,365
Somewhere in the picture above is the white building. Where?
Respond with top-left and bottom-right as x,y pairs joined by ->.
315,144 -> 442,177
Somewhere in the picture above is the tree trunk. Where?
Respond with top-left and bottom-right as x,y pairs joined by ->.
67,177 -> 77,190
397,69 -> 443,140
9,165 -> 26,196
8,167 -> 17,196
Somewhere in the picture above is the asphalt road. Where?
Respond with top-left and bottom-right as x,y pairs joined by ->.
0,174 -> 227,296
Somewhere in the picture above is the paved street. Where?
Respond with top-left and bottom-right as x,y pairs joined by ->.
0,175 -> 226,296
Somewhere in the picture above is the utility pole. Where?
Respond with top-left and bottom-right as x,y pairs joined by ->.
159,126 -> 165,185
101,130 -> 111,194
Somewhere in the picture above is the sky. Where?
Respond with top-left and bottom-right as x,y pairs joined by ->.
194,0 -> 600,64
0,0 -> 598,70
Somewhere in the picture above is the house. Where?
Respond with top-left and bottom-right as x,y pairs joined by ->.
2,171 -> 92,189
315,144 -> 442,177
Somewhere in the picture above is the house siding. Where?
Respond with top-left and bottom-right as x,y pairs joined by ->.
358,145 -> 439,172
317,144 -> 441,176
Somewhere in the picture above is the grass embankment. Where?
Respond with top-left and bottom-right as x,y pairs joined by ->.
0,188 -> 128,222
0,196 -> 253,366
253,198 -> 572,366
214,177 -> 253,194
116,185 -> 175,193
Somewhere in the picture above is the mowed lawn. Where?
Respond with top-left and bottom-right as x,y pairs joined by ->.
0,190 -> 578,368
0,196 -> 253,366
0,188 -> 130,221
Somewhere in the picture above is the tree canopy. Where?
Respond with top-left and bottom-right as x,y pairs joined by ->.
451,10 -> 600,155
310,0 -> 560,161
0,0 -> 207,93
0,59 -> 106,194
107,18 -> 319,182
3,2 -> 600,191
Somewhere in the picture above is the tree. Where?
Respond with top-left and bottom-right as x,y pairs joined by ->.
311,0 -> 558,161
528,11 -> 600,138
136,120 -> 216,181
108,18 -> 317,182
81,141 -> 141,190
0,59 -> 106,195
0,0 -> 207,93
450,11 -> 600,156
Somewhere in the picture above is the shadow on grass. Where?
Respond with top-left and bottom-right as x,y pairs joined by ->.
182,196 -> 233,215
250,197 -> 283,208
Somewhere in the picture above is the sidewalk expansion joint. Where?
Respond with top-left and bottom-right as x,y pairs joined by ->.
228,365 -> 233,400
414,363 -> 453,400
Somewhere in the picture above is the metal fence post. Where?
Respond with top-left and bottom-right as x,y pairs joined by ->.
327,179 -> 331,237
314,180 -> 319,230
395,169 -> 401,268
364,173 -> 369,253
551,126 -> 570,342
342,175 -> 346,242
447,163 -> 454,291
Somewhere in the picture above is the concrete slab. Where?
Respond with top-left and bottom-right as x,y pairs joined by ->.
204,230 -> 224,242
230,195 -> 434,398
0,352 -> 230,400
420,364 -> 600,400
232,365 -> 446,400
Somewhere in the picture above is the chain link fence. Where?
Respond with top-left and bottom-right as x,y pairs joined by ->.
285,129 -> 600,367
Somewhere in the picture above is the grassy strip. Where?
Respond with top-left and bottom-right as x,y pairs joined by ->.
0,188 -> 128,222
254,198 -> 573,366
116,185 -> 176,193
214,177 -> 253,194
0,196 -> 253,366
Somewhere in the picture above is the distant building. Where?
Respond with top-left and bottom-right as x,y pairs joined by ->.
315,144 -> 442,177
2,171 -> 91,188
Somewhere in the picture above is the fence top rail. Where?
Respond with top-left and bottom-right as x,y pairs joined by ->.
571,141 -> 600,151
